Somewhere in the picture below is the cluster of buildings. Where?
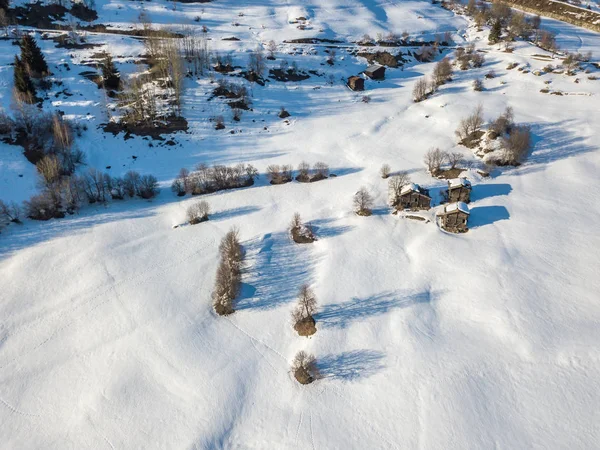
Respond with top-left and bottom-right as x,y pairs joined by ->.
398,178 -> 472,233
347,64 -> 386,91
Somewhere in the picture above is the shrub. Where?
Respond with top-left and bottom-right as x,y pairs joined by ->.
123,170 -> 141,198
290,213 -> 315,244
292,285 -> 317,336
138,174 -> 159,199
187,200 -> 210,224
353,187 -> 374,216
380,163 -> 391,179
485,70 -> 496,79
502,125 -> 531,164
473,79 -> 484,91
25,191 -> 62,220
433,57 -> 453,86
312,162 -> 329,181
291,351 -> 319,384
412,77 -> 429,102
278,107 -> 290,119
471,52 -> 485,68
489,106 -> 514,138
267,164 -> 293,184
296,161 -> 310,182
214,115 -> 225,130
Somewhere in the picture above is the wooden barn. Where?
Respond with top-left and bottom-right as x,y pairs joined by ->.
438,202 -> 470,233
447,178 -> 472,203
364,64 -> 386,80
398,183 -> 431,210
347,76 -> 365,91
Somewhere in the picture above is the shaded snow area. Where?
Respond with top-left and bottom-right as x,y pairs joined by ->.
1,0 -> 600,448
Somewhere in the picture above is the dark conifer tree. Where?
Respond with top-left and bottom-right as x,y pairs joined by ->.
101,52 -> 121,90
19,35 -> 49,78
488,19 -> 502,44
0,0 -> 9,11
13,55 -> 36,102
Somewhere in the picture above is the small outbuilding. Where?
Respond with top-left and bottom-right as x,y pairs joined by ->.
447,178 -> 472,203
364,64 -> 386,80
398,183 -> 431,210
438,202 -> 470,233
347,76 -> 365,91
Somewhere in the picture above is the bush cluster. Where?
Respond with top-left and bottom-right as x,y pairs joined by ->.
171,163 -> 258,196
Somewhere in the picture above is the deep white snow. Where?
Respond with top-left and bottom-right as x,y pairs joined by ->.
1,0 -> 600,448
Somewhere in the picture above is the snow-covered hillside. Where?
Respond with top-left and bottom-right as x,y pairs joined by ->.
1,0 -> 600,448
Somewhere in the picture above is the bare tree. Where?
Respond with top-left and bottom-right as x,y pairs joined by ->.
248,46 -> 266,77
292,285 -> 318,336
433,57 -> 453,86
455,104 -> 484,145
297,161 -> 310,182
448,152 -> 465,170
412,77 -> 429,102
0,200 -> 22,225
380,163 -> 391,179
187,200 -> 210,224
353,187 -> 374,216
313,162 -> 329,180
213,228 -> 242,316
291,351 -> 319,384
266,40 -> 277,59
388,172 -> 411,207
424,147 -> 447,175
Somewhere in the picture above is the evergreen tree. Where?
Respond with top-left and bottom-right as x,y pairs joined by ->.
489,19 -> 502,44
20,35 -> 49,78
13,56 -> 36,102
0,0 -> 9,11
101,52 -> 121,90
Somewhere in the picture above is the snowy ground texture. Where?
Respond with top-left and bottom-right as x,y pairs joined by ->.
1,0 -> 600,448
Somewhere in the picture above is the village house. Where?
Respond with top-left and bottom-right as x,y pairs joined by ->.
398,183 -> 431,210
364,64 -> 386,80
447,178 -> 472,203
347,76 -> 365,91
438,202 -> 470,233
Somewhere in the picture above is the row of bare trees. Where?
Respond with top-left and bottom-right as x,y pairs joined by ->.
171,163 -> 259,196
212,228 -> 243,315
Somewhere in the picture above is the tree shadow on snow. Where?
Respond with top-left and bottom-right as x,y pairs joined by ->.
317,349 -> 386,381
211,205 -> 262,221
316,290 -> 432,328
309,217 -> 354,239
469,205 -> 510,228
236,231 -> 320,311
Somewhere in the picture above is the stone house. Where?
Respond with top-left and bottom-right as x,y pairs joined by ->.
447,178 -> 472,203
438,202 -> 470,233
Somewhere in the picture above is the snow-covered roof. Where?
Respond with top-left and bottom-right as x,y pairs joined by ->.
446,202 -> 470,214
365,64 -> 385,73
401,183 -> 420,195
448,178 -> 471,189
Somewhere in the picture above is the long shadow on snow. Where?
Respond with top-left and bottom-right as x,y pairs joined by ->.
469,205 -> 510,228
470,183 -> 512,201
526,120 -> 596,167
317,349 -> 386,381
309,217 -> 354,239
316,290 -> 432,329
236,231 -> 322,311
212,205 -> 262,221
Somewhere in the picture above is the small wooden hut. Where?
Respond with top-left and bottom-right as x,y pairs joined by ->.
347,76 -> 365,91
364,64 -> 386,80
398,183 -> 431,210
447,178 -> 472,203
438,202 -> 470,233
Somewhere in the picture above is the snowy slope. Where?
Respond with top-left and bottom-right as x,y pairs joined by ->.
1,0 -> 600,448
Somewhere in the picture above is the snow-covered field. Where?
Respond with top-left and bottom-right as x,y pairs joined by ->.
1,0 -> 600,448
